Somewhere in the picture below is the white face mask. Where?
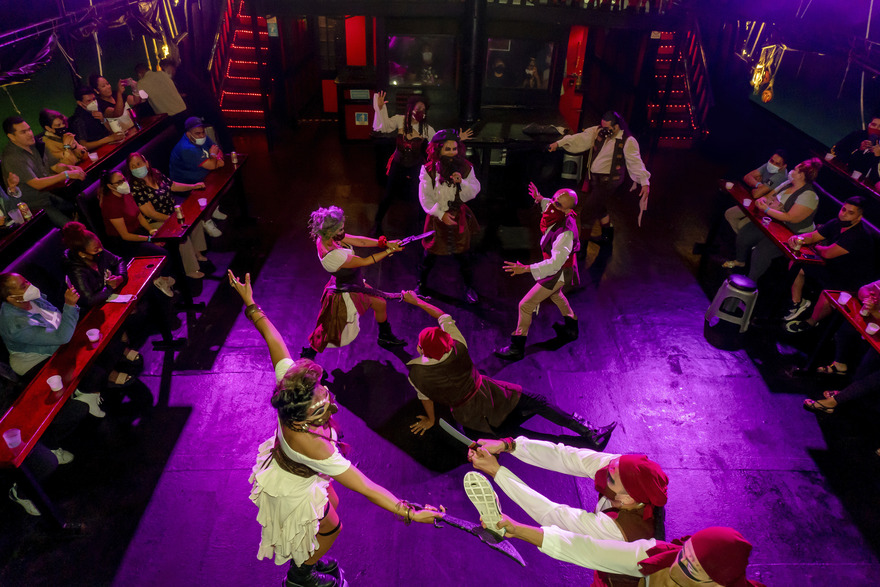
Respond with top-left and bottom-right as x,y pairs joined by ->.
422,52 -> 433,62
766,162 -> 780,174
194,137 -> 207,146
86,100 -> 99,112
21,284 -> 41,302
116,181 -> 131,195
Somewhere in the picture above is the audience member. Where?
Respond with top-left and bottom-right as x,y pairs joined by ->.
134,62 -> 187,122
830,115 -> 880,176
1,115 -> 83,226
0,171 -> 21,219
68,86 -> 124,150
161,59 -> 234,152
89,73 -> 143,132
724,149 -> 789,233
783,196 -> 875,323
126,152 -> 208,278
169,117 -> 226,236
38,109 -> 88,167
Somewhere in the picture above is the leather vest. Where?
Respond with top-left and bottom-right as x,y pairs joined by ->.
537,214 -> 580,289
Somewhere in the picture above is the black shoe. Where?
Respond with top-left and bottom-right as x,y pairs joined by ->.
314,559 -> 340,578
377,322 -> 406,347
300,346 -> 318,360
284,570 -> 338,587
465,287 -> 479,304
589,421 -> 618,451
552,316 -> 579,341
494,335 -> 526,361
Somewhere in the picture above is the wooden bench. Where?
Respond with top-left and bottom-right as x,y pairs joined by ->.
0,256 -> 164,527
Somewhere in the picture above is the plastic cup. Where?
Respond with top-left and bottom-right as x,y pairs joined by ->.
743,198 -> 752,208
825,152 -> 835,161
86,328 -> 100,343
725,181 -> 734,190
88,152 -> 98,162
108,120 -> 122,133
198,198 -> 208,209
761,216 -> 772,226
47,375 -> 63,392
838,292 -> 852,305
867,323 -> 880,336
3,428 -> 21,449
851,170 -> 863,180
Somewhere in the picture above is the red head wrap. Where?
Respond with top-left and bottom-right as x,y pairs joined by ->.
618,454 -> 668,520
418,327 -> 454,360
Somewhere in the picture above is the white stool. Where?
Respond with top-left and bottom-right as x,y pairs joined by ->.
704,274 -> 758,334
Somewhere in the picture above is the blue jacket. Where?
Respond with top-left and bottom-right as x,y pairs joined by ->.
0,295 -> 79,355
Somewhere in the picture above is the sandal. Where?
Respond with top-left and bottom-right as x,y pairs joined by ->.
803,398 -> 835,415
107,371 -> 133,388
816,363 -> 848,376
722,260 -> 746,269
823,390 -> 840,400
123,348 -> 141,363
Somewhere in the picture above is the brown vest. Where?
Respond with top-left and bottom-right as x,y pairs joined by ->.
408,341 -> 521,433
593,506 -> 656,587
537,214 -> 580,289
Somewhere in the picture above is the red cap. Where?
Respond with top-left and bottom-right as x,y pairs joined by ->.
692,527 -> 755,587
418,327 -> 454,360
618,454 -> 668,519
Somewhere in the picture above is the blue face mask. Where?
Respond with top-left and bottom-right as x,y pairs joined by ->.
131,166 -> 149,179
766,162 -> 780,174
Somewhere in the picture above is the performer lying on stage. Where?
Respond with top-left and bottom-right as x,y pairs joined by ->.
303,205 -> 407,359
229,271 -> 443,587
403,292 -> 615,449
417,129 -> 481,304
469,437 -> 668,587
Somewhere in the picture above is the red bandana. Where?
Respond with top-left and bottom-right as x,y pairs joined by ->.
418,326 -> 454,360
539,205 -> 566,233
594,455 -> 668,520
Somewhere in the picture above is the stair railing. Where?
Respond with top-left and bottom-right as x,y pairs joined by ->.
207,0 -> 239,98
679,17 -> 714,138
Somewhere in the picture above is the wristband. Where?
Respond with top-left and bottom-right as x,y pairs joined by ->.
64,171 -> 69,180
146,235 -> 152,242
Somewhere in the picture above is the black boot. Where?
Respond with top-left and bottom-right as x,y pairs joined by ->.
494,335 -> 526,361
314,558 -> 340,578
377,321 -> 406,346
285,563 -> 338,587
552,316 -> 579,342
300,346 -> 318,360
588,421 -> 617,451
566,416 -> 617,451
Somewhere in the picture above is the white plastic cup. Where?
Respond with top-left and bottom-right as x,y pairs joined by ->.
3,428 -> 21,449
761,216 -> 772,226
47,375 -> 63,392
108,120 -> 122,133
198,198 -> 208,209
838,292 -> 852,305
824,152 -> 834,161
88,152 -> 98,162
743,198 -> 752,208
851,170 -> 863,180
866,322 -> 880,336
725,181 -> 734,190
86,328 -> 100,343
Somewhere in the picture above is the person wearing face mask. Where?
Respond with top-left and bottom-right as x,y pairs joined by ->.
722,158 -> 821,280
723,149 -> 789,234
830,115 -> 880,177
417,44 -> 439,86
126,152 -> 208,279
549,111 -> 651,246
38,109 -> 89,167
417,130 -> 481,303
495,185 -> 580,361
487,55 -> 513,88
401,291 -> 615,446
228,271 -> 444,587
469,438 -> 666,586
782,196 -> 876,326
302,206 -> 407,360
168,117 -> 226,237
68,87 -> 125,150
88,73 -> 143,131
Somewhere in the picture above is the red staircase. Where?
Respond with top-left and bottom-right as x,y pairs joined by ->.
648,28 -> 713,148
208,0 -> 268,130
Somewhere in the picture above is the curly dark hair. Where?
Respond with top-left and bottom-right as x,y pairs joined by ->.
61,221 -> 99,253
426,129 -> 471,183
403,94 -> 428,137
272,359 -> 325,428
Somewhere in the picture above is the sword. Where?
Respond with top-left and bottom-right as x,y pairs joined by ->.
412,505 -> 526,567
399,230 -> 435,246
439,418 -> 479,448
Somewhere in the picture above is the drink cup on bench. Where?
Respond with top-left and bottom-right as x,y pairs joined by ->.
3,428 -> 22,449
198,197 -> 208,209
866,323 -> 880,336
86,328 -> 100,345
838,292 -> 852,305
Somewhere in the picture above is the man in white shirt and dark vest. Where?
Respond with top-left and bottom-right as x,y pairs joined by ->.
550,111 -> 651,246
495,185 -> 580,361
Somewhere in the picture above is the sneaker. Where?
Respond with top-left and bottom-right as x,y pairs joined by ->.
50,448 -> 74,465
783,299 -> 811,321
203,219 -> 222,237
153,277 -> 174,298
211,208 -> 228,220
9,483 -> 40,516
73,390 -> 106,418
463,471 -> 505,538
785,320 -> 815,334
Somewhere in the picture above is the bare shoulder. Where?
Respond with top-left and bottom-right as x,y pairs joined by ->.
283,428 -> 335,460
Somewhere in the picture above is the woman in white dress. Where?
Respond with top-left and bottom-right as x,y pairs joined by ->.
229,271 -> 443,587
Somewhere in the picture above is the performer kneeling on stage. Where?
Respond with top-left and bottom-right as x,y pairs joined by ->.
303,206 -> 406,359
496,185 -> 580,361
469,438 -> 668,587
403,292 -> 615,449
417,129 -> 481,304
229,271 -> 443,587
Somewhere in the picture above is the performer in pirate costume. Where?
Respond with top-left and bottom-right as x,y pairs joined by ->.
416,129 -> 481,303
229,271 -> 443,587
302,206 -> 406,360
469,439 -> 667,587
495,185 -> 580,361
549,111 -> 651,245
402,291 -> 615,448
